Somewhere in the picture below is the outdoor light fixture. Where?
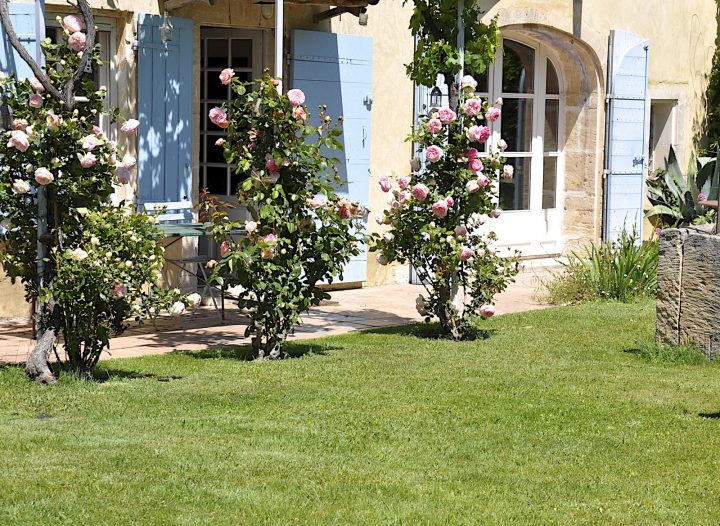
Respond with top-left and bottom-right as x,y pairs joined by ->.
254,0 -> 274,20
429,86 -> 442,110
358,8 -> 368,26
161,10 -> 173,43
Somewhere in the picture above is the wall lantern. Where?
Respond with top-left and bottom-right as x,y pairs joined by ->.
254,1 -> 275,20
161,10 -> 173,43
429,86 -> 442,110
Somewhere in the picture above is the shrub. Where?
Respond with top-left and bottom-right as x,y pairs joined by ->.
540,230 -> 658,304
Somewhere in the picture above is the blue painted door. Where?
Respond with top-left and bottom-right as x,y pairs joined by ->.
137,14 -> 193,213
291,29 -> 373,284
604,30 -> 650,242
0,2 -> 42,79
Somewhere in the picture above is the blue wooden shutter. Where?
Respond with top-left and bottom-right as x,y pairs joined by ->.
137,14 -> 193,210
291,29 -> 373,284
604,30 -> 650,242
0,2 -> 42,79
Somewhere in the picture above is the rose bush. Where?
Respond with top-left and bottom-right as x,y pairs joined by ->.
207,72 -> 364,359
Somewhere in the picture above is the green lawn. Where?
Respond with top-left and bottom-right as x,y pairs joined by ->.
1,301 -> 719,525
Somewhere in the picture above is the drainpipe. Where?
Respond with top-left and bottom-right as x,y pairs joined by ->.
457,0 -> 464,83
275,0 -> 283,92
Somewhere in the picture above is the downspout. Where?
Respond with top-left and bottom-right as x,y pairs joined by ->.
602,32 -> 614,242
275,0 -> 283,92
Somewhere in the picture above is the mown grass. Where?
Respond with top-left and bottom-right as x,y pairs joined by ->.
0,301 -> 719,525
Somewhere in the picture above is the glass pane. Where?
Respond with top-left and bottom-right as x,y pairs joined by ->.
231,40 -> 252,68
230,170 -> 248,196
543,157 -> 558,209
206,39 -> 229,68
502,40 -> 534,94
544,99 -> 559,152
499,157 -> 531,211
206,166 -> 227,194
206,135 -> 226,164
500,98 -> 533,153
206,71 -> 229,101
546,59 -> 559,95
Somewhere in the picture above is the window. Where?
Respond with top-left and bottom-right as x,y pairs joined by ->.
649,100 -> 677,174
199,28 -> 262,196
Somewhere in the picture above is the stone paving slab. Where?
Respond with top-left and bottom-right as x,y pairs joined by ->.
0,265 -> 555,364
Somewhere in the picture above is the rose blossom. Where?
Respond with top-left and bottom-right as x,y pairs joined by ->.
461,75 -> 478,91
378,174 -> 391,193
477,174 -> 490,187
34,167 -> 54,185
30,77 -> 44,92
398,190 -> 410,204
470,158 -> 484,172
245,221 -> 258,233
187,293 -> 202,308
208,107 -> 229,129
698,193 -> 708,202
455,225 -> 468,238
11,119 -> 28,131
80,134 -> 100,151
432,200 -> 449,218
464,99 -> 482,116
480,305 -> 496,318
425,145 -> 444,163
120,119 -> 140,134
446,196 -> 454,207
45,112 -> 61,129
492,208 -> 503,218
460,247 -> 474,261
71,248 -> 88,261
68,31 -> 86,52
486,107 -> 501,122
427,118 -> 442,134
467,147 -> 479,160
28,94 -> 42,108
655,227 -> 663,236
115,166 -> 131,184
383,232 -> 394,242
219,68 -> 234,85
496,138 -> 508,152
7,130 -> 29,152
292,106 -> 307,121
80,153 -> 97,168
169,301 -> 185,317
219,241 -> 230,256
287,89 -> 305,107
398,175 -> 410,190
266,156 -> 279,173
121,154 -> 137,171
215,138 -> 226,147
92,125 -> 106,139
466,125 -> 491,143
502,164 -> 514,180
466,180 -> 480,194
411,183 -> 430,201
495,97 -> 504,106
12,179 -> 30,194
308,195 -> 327,209
112,284 -> 127,298
438,107 -> 457,124
63,14 -> 85,33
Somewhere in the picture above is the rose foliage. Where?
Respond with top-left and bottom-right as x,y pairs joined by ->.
208,73 -> 364,359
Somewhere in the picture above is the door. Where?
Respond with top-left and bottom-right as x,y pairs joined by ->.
291,29 -> 373,284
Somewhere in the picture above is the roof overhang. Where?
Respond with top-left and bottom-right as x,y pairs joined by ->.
165,0 -> 379,11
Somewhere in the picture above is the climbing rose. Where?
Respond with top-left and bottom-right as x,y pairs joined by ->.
502,164 -> 514,180
480,305 -> 496,318
115,166 -> 131,184
467,125 -> 490,143
398,175 -> 410,190
266,156 -> 279,173
11,119 -> 28,131
214,138 -> 226,147
80,153 -> 97,168
219,241 -> 230,256
120,119 -> 140,134
308,196 -> 327,209
169,301 -> 185,317
464,99 -> 482,116
80,134 -> 100,151
92,125 -> 106,139
378,175 -> 391,193
287,89 -> 305,107
698,193 -> 708,202
460,247 -> 473,261
208,107 -> 229,129
45,112 -> 61,129
455,225 -> 468,238
28,94 -> 43,108
121,153 -> 137,171
477,174 -> 490,187
446,196 -> 454,207
34,167 -> 54,185
411,183 -> 430,201
219,68 -> 234,85
12,179 -> 30,194
461,75 -> 478,91
432,200 -> 449,218
292,106 -> 307,121
112,283 -> 128,298
427,118 -> 442,133
71,248 -> 88,261
425,145 -> 444,163
497,138 -> 508,151
495,97 -> 504,106
398,190 -> 410,204
438,107 -> 457,124
263,234 -> 278,244
244,221 -> 258,234
470,158 -> 484,172
30,77 -> 44,92
68,31 -> 86,52
466,180 -> 480,194
187,293 -> 202,308
467,147 -> 479,160
486,107 -> 501,122
655,227 -> 663,236
7,130 -> 29,152
63,14 -> 85,33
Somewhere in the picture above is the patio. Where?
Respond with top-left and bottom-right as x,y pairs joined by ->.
0,263 -> 554,364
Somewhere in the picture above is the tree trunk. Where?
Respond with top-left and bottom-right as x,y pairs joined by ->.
25,300 -> 60,383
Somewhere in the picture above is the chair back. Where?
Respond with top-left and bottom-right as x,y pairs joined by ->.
142,200 -> 194,223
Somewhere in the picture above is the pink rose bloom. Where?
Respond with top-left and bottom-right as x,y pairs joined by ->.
120,119 -> 140,134
11,119 -> 28,131
467,147 -> 479,160
464,99 -> 482,116
80,153 -> 97,168
28,94 -> 43,108
460,247 -> 473,261
480,305 -> 496,318
116,166 -> 131,184
308,195 -> 327,208
215,138 -> 226,147
208,107 -> 228,129
245,221 -> 258,233
219,68 -> 234,85
502,164 -> 514,180
461,75 -> 478,91
432,200 -> 449,218
470,158 -> 484,172
92,125 -> 106,139
486,107 -> 501,122
121,153 -> 137,171
446,196 -> 454,207
427,118 -> 442,134
63,14 -> 85,33
411,183 -> 430,202
390,199 -> 401,210
220,241 -> 230,256
71,248 -> 88,261
272,79 -> 281,87
378,175 -> 391,193
68,31 -> 86,52
292,106 -> 307,121
45,112 -> 61,129
466,180 -> 480,194
698,193 -> 708,202
467,125 -> 491,143
496,138 -> 508,151
34,167 -> 54,186
438,107 -> 457,124
655,227 -> 663,236
495,97 -> 504,106
398,175 -> 410,190
7,130 -> 29,152
426,145 -> 444,163
112,283 -> 127,298
477,174 -> 490,187
266,156 -> 279,172
492,208 -> 503,219
287,89 -> 306,107
263,234 -> 278,244
30,77 -> 44,92
12,179 -> 30,194
80,134 -> 100,151
455,225 -> 468,238
398,190 -> 410,204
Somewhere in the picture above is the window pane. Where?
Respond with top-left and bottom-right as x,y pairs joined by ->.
546,59 -> 559,95
502,40 -> 534,94
206,39 -> 229,68
464,67 -> 489,93
230,170 -> 248,196
499,157 -> 531,211
206,71 -> 229,100
500,98 -> 533,153
544,99 -> 559,152
231,39 -> 252,68
542,157 -> 558,209
206,135 -> 226,164
206,166 -> 228,194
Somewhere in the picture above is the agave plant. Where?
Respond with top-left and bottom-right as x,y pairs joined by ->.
645,146 -> 719,227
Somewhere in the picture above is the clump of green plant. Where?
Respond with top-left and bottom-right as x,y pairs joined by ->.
635,341 -> 709,366
646,146 -> 719,227
540,229 -> 658,305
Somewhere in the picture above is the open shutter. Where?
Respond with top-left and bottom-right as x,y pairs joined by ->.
604,30 -> 650,242
0,2 -> 41,79
291,30 -> 373,284
137,14 -> 193,211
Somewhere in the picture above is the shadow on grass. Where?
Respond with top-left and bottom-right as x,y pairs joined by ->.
91,368 -> 184,383
365,322 -> 497,341
624,342 -> 710,366
699,412 -> 720,419
181,342 -> 338,361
